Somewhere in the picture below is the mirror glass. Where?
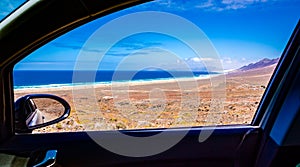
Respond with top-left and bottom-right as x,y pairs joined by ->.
15,94 -> 71,133
28,98 -> 65,127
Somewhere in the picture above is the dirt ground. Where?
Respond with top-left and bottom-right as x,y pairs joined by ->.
14,64 -> 276,133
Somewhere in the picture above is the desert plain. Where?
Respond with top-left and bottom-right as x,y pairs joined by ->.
14,64 -> 276,133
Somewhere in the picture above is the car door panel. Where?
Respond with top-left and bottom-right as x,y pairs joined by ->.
0,126 -> 260,166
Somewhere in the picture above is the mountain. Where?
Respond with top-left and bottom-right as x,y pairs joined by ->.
238,58 -> 279,71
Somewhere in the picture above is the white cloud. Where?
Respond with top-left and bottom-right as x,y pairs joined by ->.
220,56 -> 254,70
186,57 -> 216,62
196,0 -> 214,8
156,0 -> 172,7
196,0 -> 268,11
222,57 -> 232,64
149,0 -> 273,12
191,57 -> 201,62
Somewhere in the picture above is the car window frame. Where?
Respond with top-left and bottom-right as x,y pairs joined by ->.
252,21 -> 300,128
0,0 -> 152,141
0,0 -> 294,138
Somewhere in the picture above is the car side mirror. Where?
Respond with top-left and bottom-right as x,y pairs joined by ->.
15,94 -> 71,133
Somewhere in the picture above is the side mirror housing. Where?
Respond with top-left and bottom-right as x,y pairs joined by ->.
15,94 -> 71,133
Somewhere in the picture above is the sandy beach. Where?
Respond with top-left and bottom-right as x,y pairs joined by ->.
14,64 -> 276,133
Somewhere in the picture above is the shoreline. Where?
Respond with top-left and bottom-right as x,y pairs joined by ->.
14,74 -> 222,93
13,67 -> 275,132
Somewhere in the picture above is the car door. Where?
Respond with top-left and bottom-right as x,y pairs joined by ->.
1,0 -> 300,166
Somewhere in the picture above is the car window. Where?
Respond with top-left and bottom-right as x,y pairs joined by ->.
13,0 -> 300,133
0,0 -> 26,22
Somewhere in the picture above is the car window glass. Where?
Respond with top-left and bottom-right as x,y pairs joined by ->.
0,0 -> 26,22
13,0 -> 300,133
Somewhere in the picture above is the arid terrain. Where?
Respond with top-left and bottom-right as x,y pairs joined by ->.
14,61 -> 277,133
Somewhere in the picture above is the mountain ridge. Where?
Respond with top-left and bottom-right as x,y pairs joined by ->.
238,58 -> 279,71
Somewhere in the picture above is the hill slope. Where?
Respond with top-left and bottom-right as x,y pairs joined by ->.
239,58 -> 279,71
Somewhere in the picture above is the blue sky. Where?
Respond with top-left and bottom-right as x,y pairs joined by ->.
3,0 -> 299,71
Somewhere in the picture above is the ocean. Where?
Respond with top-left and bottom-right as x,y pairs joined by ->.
13,70 -> 213,89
